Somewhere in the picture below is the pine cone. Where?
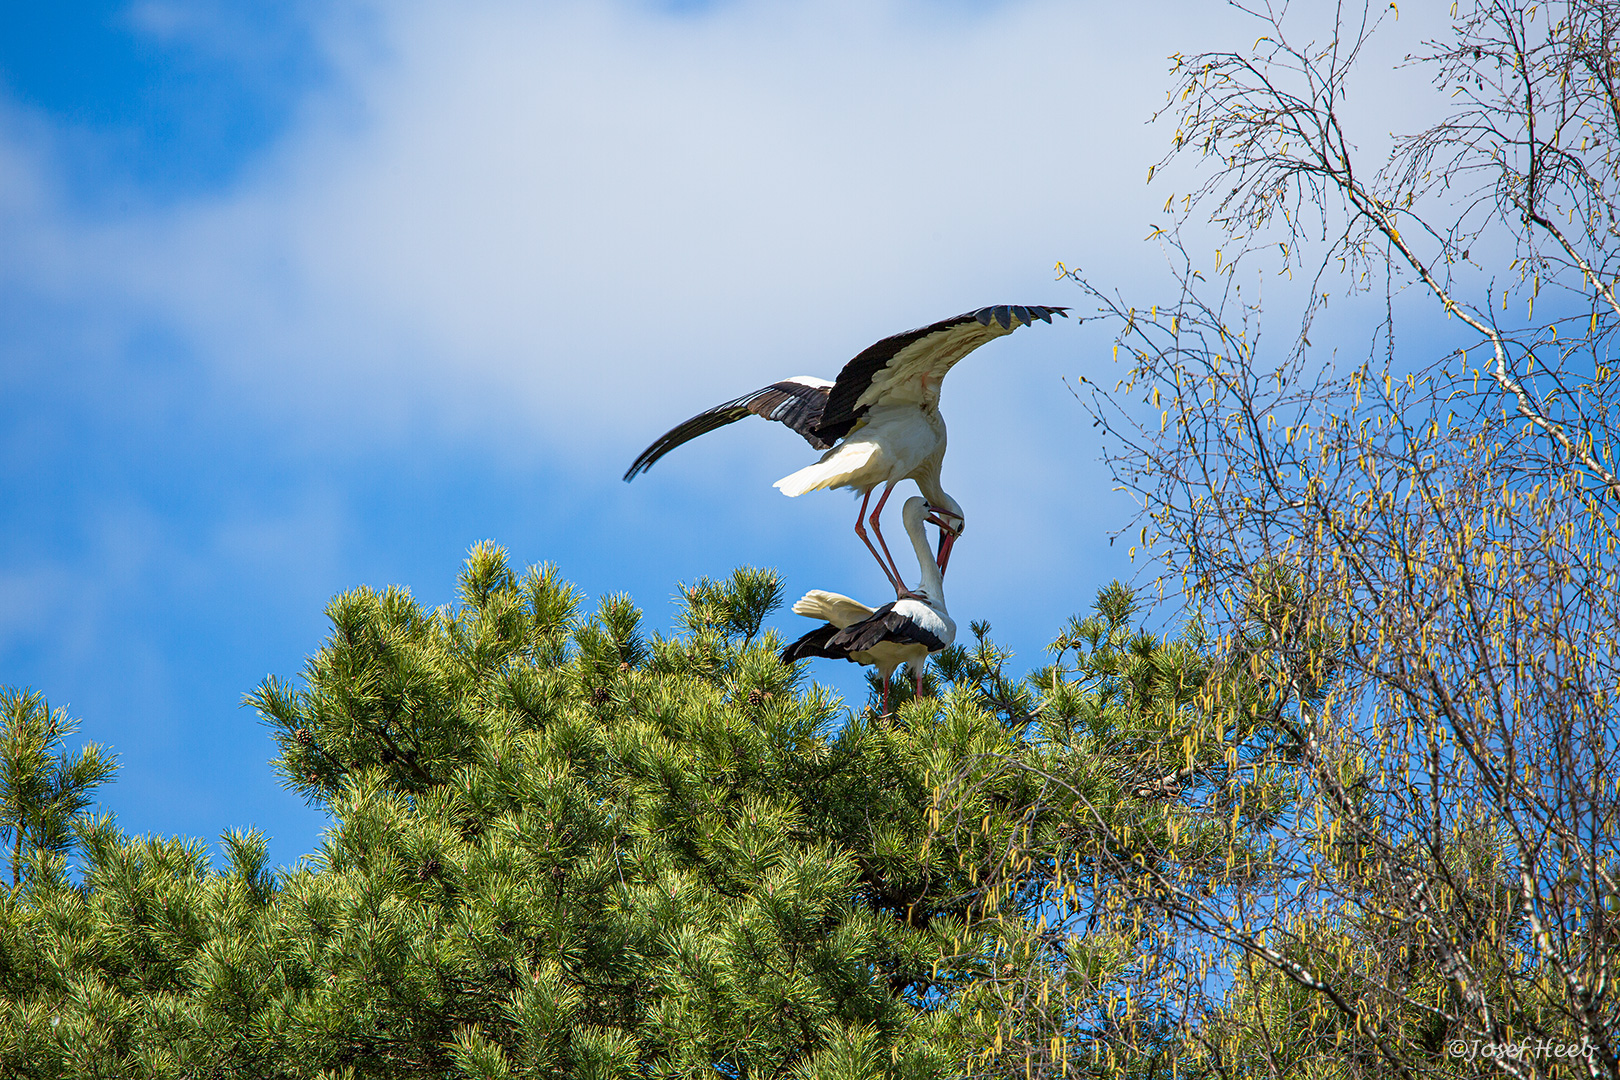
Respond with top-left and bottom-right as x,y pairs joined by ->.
417,857 -> 441,881
591,686 -> 610,706
294,728 -> 313,747
747,688 -> 765,707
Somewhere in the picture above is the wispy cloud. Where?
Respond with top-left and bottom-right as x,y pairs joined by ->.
1,1 -> 1226,458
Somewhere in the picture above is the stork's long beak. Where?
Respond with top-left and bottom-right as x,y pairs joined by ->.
935,527 -> 957,574
925,507 -> 963,575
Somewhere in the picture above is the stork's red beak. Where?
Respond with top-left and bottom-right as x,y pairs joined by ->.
925,507 -> 962,574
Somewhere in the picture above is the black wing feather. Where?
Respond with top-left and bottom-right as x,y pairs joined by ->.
624,380 -> 832,481
815,304 -> 1069,442
828,603 -> 947,654
780,624 -> 858,664
781,604 -> 946,666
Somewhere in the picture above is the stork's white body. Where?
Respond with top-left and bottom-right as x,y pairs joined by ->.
774,404 -> 948,502
792,589 -> 952,686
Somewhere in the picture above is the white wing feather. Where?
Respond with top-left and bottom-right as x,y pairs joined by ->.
792,590 -> 875,628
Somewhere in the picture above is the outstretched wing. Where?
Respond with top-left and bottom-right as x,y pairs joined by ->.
815,305 -> 1068,442
829,603 -> 948,654
623,376 -> 834,481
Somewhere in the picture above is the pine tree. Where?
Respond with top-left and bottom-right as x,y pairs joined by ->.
0,689 -> 117,887
0,545 -> 1239,1078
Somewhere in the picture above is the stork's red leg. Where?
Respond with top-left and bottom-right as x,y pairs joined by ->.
881,673 -> 891,716
916,665 -> 924,698
853,487 -> 905,594
865,482 -> 911,597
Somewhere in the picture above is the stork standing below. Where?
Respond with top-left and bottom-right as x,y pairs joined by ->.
781,496 -> 957,714
624,305 -> 1066,597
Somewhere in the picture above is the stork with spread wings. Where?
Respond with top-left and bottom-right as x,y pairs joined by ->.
624,305 -> 1066,596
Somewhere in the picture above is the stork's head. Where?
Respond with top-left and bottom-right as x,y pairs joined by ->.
924,492 -> 965,574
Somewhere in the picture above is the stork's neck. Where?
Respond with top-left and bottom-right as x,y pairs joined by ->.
915,465 -> 949,509
906,509 -> 946,611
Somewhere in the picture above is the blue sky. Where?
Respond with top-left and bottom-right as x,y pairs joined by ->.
0,0 -> 1453,868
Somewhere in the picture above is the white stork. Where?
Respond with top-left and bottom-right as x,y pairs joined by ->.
780,496 -> 957,714
624,304 -> 1067,597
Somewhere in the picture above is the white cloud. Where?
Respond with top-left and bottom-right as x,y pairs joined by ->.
0,0 -> 1460,591
3,1 -> 1225,450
